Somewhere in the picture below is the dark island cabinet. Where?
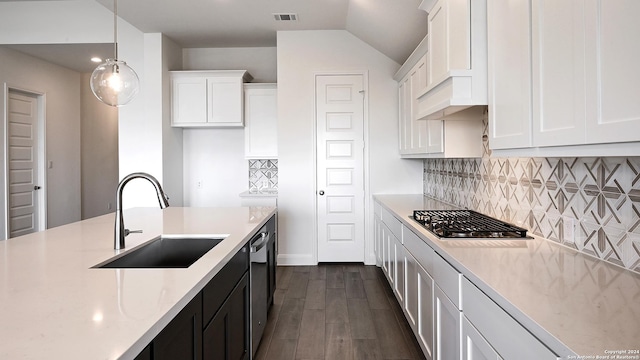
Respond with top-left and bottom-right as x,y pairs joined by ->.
203,273 -> 249,360
134,243 -> 250,360
154,294 -> 203,360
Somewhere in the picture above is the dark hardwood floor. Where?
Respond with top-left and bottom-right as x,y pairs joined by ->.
254,264 -> 426,360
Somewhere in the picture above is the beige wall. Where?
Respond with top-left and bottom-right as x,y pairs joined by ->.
80,73 -> 118,220
0,47 -> 81,235
276,30 -> 423,265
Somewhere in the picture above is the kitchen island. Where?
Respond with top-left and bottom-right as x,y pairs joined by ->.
0,206 -> 276,360
374,194 -> 640,359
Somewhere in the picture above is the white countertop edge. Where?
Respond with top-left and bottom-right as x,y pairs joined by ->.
373,194 -> 589,358
239,190 -> 278,197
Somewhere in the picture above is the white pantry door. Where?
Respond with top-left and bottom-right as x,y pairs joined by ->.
7,90 -> 41,238
316,74 -> 365,262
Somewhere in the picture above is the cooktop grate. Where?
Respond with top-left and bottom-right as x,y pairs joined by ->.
412,210 -> 530,239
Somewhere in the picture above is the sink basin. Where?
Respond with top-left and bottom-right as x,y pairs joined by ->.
95,236 -> 225,268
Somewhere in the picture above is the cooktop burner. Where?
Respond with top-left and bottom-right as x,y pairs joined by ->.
411,210 -> 531,239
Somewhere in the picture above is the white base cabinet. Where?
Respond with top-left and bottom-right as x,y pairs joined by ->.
416,261 -> 435,360
462,317 -> 501,360
434,284 -> 462,360
372,200 -> 560,360
462,278 -> 559,360
404,226 -> 435,360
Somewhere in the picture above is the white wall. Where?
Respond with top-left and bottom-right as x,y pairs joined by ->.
277,30 -> 423,265
0,0 -> 168,210
0,47 -> 82,236
182,129 -> 248,207
183,47 -> 277,83
161,35 -> 185,206
80,73 -> 119,219
181,47 -> 278,207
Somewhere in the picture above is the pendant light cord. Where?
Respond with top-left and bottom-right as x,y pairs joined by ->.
113,0 -> 118,60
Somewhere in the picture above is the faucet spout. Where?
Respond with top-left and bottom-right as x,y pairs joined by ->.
114,172 -> 170,250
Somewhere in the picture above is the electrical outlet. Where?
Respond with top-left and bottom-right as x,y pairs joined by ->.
562,216 -> 575,243
196,180 -> 203,189
107,202 -> 112,210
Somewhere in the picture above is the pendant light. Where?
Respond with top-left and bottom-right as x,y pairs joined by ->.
90,0 -> 139,107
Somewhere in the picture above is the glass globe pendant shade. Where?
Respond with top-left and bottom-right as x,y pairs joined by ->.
90,58 -> 139,107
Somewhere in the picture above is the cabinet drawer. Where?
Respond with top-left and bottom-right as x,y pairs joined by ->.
202,243 -> 249,328
462,278 -> 559,360
433,254 -> 463,310
381,207 -> 403,242
402,225 -> 434,275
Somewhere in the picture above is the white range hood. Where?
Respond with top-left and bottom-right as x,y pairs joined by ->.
416,0 -> 488,120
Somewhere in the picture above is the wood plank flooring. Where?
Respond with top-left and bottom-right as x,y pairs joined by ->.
254,264 -> 426,360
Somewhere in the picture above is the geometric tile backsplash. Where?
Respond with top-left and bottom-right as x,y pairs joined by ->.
424,116 -> 640,274
249,159 -> 278,191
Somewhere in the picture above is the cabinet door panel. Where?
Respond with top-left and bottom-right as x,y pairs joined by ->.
585,0 -> 640,144
417,263 -> 434,360
411,57 -> 429,153
244,86 -> 277,158
399,78 -> 412,154
374,215 -> 383,265
462,317 -> 500,360
428,0 -> 448,87
172,78 -> 207,125
435,285 -> 461,360
426,120 -> 444,154
208,77 -> 243,126
203,274 -> 250,360
393,236 -> 405,304
532,0 -> 587,146
405,251 -> 418,331
487,0 -> 533,149
154,294 -> 203,360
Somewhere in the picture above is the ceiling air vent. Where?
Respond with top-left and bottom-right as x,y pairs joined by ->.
273,13 -> 298,21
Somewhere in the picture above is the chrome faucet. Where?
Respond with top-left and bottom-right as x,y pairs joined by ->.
114,172 -> 170,250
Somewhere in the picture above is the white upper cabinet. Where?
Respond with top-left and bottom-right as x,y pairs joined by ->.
487,0 -> 533,149
584,1 -> 640,145
417,0 -> 488,120
489,0 -> 640,154
531,0 -> 587,147
395,41 -> 483,159
244,84 -> 277,159
399,54 -> 429,155
170,70 -> 252,128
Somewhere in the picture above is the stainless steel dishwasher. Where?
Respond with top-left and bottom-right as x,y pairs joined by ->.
250,224 -> 269,357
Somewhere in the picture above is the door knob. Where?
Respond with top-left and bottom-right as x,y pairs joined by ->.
319,190 -> 325,196
34,186 -> 41,190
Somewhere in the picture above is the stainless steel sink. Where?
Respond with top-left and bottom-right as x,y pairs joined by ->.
94,235 -> 225,268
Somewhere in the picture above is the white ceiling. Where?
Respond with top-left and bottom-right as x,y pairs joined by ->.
94,0 -> 428,64
4,43 -> 115,73
2,0 -> 427,72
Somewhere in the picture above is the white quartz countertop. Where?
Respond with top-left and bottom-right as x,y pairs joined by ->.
374,194 -> 640,359
0,206 -> 276,360
239,189 -> 278,197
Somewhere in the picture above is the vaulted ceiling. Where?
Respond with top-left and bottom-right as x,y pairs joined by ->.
94,0 -> 428,64
2,0 -> 427,72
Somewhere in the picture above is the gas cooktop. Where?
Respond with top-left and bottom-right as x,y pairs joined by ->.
411,210 -> 532,239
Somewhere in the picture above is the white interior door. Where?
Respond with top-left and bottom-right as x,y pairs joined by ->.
316,74 -> 365,262
7,90 -> 42,238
